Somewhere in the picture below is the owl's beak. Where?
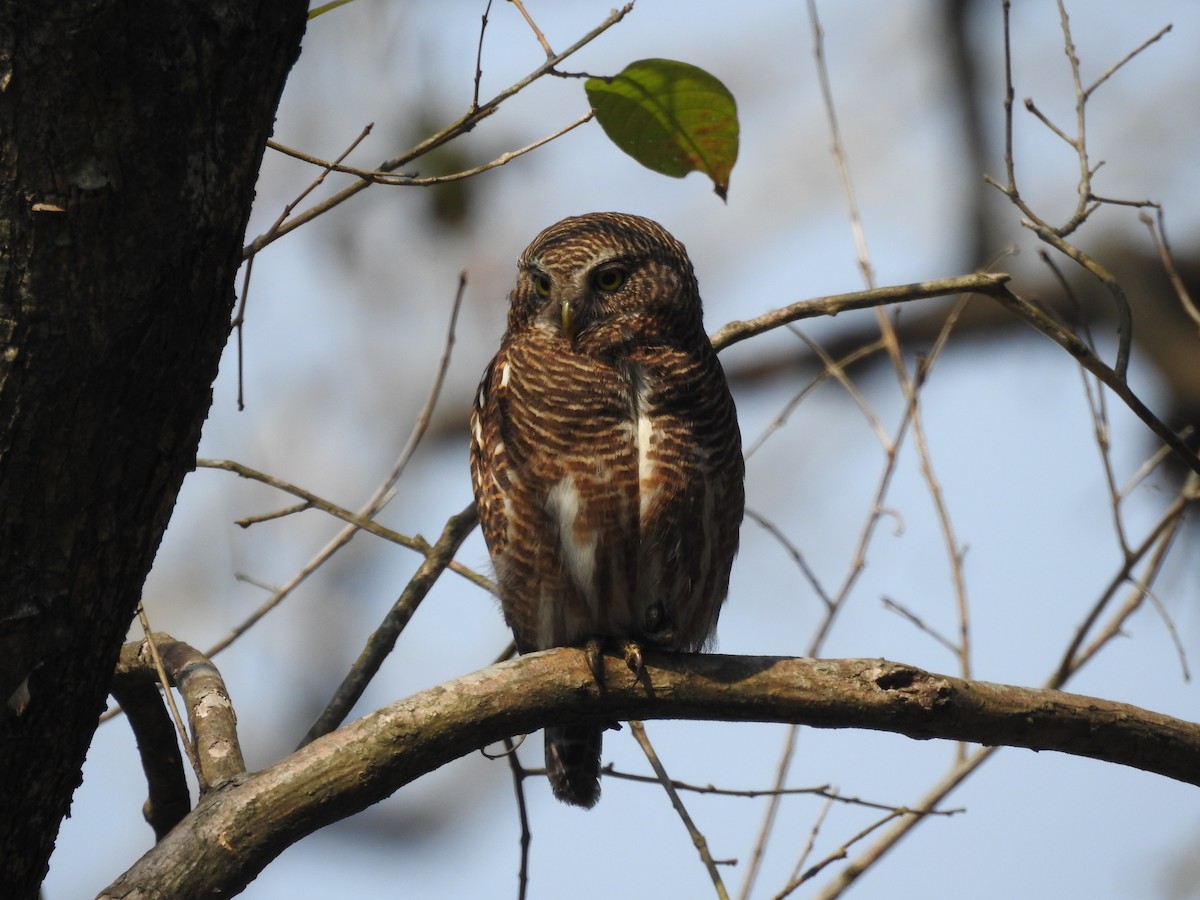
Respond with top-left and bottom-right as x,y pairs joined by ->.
559,299 -> 579,343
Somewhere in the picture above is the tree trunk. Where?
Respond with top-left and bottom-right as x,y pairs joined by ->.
0,2 -> 307,895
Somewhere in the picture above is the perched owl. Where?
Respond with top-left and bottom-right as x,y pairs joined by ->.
469,212 -> 744,808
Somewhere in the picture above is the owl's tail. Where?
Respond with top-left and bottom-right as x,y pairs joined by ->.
545,724 -> 602,808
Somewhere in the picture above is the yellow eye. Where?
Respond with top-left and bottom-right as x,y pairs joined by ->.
593,267 -> 626,293
533,274 -> 552,298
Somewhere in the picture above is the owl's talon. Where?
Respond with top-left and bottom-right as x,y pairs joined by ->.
623,640 -> 644,679
585,638 -> 606,683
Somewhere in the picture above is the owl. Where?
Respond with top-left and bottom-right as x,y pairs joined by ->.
469,212 -> 744,808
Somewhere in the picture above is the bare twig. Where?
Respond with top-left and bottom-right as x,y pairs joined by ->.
507,0 -> 555,57
881,597 -> 959,658
264,111 -> 594,186
742,338 -> 887,460
787,796 -> 834,892
805,0 -> 874,288
197,459 -> 488,590
745,509 -> 833,612
503,735 -> 533,900
709,272 -> 1011,352
778,809 -> 909,899
471,0 -> 493,111
819,484 -> 1194,899
1084,23 -> 1171,99
603,767 -> 962,817
1056,492 -> 1191,684
135,608 -> 203,786
787,326 -> 889,449
630,721 -> 730,900
201,274 -> 475,658
298,502 -> 481,746
1140,209 -> 1200,332
904,294 -> 974,683
989,282 -> 1200,477
241,4 -> 634,258
813,748 -> 992,899
234,122 -> 374,409
982,0 -> 1176,380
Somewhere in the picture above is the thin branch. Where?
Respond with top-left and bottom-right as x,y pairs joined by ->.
263,110 -> 594,186
820,481 -> 1194,898
1120,433 -> 1192,500
1083,23 -> 1171,100
905,294 -> 974,682
988,282 -> 1200,477
813,746 -> 995,899
630,721 -> 729,899
472,0 -> 493,111
806,0 -> 874,288
508,0 -> 555,57
235,123 -> 374,409
135,607 -> 203,787
1056,494 -> 1190,685
200,274 -> 476,657
603,767 -> 962,817
241,4 -> 634,259
786,796 -> 834,893
742,338 -> 887,460
881,597 -> 959,658
742,334 -> 927,900
745,509 -> 834,612
787,326 -> 889,450
196,459 -> 488,590
777,809 -> 909,898
503,735 -> 533,900
709,272 -> 1012,352
1140,209 -> 1200,332
298,502 -> 481,746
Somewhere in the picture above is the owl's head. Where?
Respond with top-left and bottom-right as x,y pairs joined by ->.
506,212 -> 705,353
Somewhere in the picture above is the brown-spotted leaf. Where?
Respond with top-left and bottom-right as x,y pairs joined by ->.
585,58 -> 739,200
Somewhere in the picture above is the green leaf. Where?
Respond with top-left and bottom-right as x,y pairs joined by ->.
585,58 -> 739,200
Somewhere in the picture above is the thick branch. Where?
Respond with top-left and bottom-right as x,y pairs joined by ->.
103,651 -> 1200,898
111,634 -> 247,839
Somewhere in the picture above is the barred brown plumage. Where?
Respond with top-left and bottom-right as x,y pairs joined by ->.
469,212 -> 744,808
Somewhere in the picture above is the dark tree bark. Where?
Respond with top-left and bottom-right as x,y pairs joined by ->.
0,2 -> 308,895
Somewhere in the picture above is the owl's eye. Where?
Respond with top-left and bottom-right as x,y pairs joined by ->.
592,267 -> 626,293
533,274 -> 552,298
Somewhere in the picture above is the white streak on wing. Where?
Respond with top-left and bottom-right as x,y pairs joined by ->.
499,361 -> 511,387
545,476 -> 599,614
632,370 -> 659,521
636,408 -> 656,519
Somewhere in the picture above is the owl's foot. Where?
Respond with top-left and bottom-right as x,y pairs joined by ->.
584,637 -> 606,684
582,637 -> 645,683
622,640 -> 644,680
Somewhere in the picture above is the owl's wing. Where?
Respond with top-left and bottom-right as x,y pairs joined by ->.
470,334 -> 647,651
469,354 -> 512,564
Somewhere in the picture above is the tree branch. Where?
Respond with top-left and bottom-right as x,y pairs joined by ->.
102,651 -> 1200,898
709,272 -> 1010,352
111,634 -> 246,839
